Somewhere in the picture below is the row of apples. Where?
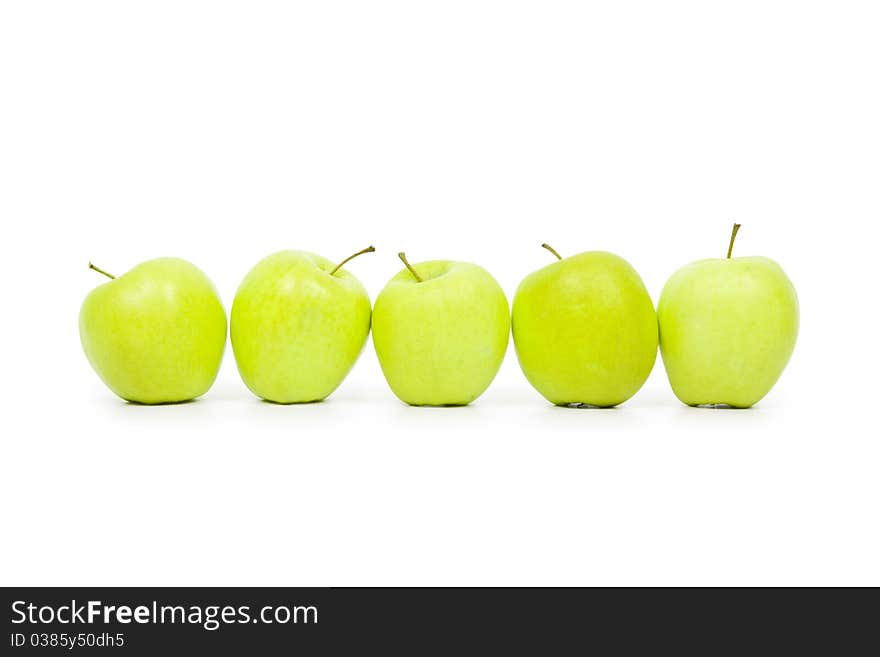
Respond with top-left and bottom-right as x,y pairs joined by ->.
80,225 -> 798,409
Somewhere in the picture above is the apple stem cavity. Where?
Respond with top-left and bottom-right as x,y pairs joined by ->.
329,245 -> 376,276
726,223 -> 742,259
398,252 -> 423,282
88,262 -> 116,280
541,243 -> 563,261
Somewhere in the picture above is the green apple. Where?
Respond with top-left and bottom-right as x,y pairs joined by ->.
230,247 -> 374,403
372,253 -> 510,406
658,224 -> 799,408
512,244 -> 658,407
79,258 -> 227,404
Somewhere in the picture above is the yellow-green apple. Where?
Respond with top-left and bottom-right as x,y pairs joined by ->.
372,253 -> 509,406
658,224 -> 799,408
79,258 -> 227,404
231,247 -> 374,403
512,244 -> 658,407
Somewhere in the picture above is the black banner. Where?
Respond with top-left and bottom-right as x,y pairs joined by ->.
1,587 -> 875,654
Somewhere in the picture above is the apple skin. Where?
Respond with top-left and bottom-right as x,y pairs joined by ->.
372,260 -> 510,406
230,250 -> 371,403
512,251 -> 658,407
79,258 -> 227,404
658,256 -> 799,408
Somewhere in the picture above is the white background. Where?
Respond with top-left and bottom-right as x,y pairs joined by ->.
1,1 -> 878,586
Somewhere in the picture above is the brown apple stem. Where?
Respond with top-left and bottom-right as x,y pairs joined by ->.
541,243 -> 563,260
398,252 -> 423,282
329,245 -> 376,275
88,262 -> 115,279
726,223 -> 742,259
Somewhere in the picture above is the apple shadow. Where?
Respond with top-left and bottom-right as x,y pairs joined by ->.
553,402 -> 619,411
123,398 -> 199,407
692,404 -> 752,411
259,398 -> 326,406
403,402 -> 475,409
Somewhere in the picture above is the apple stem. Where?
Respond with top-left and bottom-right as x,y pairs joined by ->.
541,243 -> 562,260
398,252 -> 423,282
329,245 -> 376,276
88,262 -> 115,279
726,223 -> 742,259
